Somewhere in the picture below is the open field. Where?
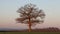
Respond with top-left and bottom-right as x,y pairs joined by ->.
0,32 -> 60,34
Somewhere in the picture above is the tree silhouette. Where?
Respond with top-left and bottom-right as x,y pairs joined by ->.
16,4 -> 45,32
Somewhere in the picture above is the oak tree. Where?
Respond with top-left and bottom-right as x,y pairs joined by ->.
16,4 -> 45,32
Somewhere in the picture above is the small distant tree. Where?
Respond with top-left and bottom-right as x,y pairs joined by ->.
16,4 -> 45,32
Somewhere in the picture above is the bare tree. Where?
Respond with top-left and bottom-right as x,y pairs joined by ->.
16,4 -> 45,32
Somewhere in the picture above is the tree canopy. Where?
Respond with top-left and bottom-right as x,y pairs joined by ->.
16,3 -> 45,26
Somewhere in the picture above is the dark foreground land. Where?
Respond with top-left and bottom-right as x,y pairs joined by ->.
0,32 -> 60,34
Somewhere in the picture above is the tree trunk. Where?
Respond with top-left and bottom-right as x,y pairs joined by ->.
28,16 -> 31,32
29,22 -> 31,32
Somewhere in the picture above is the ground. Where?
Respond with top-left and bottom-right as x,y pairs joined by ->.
0,32 -> 60,34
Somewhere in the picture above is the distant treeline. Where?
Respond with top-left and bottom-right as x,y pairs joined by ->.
32,27 -> 60,32
0,27 -> 60,32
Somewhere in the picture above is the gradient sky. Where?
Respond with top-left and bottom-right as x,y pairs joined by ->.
0,0 -> 60,29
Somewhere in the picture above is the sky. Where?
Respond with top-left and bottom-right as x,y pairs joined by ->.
0,0 -> 60,29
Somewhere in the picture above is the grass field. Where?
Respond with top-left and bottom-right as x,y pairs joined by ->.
0,32 -> 60,34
